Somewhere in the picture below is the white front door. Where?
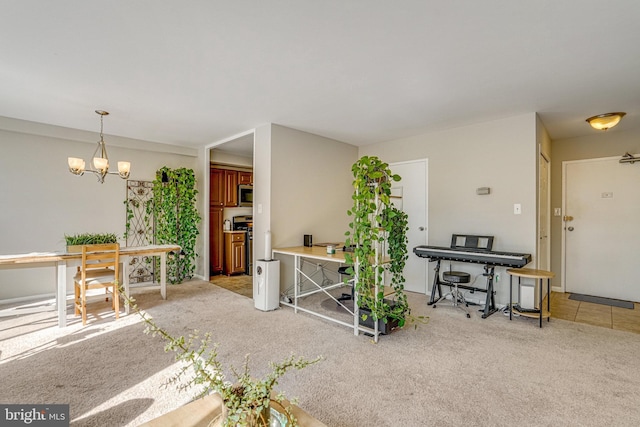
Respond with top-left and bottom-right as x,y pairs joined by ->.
563,156 -> 640,301
390,160 -> 428,294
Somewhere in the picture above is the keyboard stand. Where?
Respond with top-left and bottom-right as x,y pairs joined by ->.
429,259 -> 499,318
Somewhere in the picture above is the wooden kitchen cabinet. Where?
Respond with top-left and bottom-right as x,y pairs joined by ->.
209,166 -> 251,276
210,168 -> 225,207
209,207 -> 224,275
224,232 -> 246,275
224,170 -> 238,207
238,171 -> 253,185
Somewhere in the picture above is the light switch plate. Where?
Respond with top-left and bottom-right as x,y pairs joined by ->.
554,208 -> 561,216
514,203 -> 522,215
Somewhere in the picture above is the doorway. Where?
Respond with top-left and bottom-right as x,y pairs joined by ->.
562,156 -> 640,302
390,159 -> 428,294
206,131 -> 255,298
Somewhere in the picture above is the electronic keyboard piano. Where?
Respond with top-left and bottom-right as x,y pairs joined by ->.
413,239 -> 531,318
413,245 -> 531,268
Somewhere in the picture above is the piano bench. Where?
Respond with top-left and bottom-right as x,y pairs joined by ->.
442,271 -> 471,284
434,271 -> 472,318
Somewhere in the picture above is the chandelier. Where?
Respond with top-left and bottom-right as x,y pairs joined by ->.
68,110 -> 131,183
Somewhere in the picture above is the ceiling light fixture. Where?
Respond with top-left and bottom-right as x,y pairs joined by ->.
586,112 -> 626,131
68,110 -> 131,183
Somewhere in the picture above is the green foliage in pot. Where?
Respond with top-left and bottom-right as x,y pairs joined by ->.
145,167 -> 201,284
344,156 -> 411,329
382,205 -> 410,319
64,233 -> 118,250
123,291 -> 321,426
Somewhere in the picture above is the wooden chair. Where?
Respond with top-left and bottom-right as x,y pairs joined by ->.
74,243 -> 121,326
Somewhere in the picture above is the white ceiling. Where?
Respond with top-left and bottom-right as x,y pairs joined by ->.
2,1 -> 640,150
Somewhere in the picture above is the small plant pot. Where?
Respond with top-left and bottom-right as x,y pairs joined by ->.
359,299 -> 402,335
66,243 -> 114,253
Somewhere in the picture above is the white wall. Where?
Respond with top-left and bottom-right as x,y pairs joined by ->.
251,124 -> 273,273
359,113 -> 538,305
0,118 -> 199,300
266,125 -> 358,291
270,125 -> 357,247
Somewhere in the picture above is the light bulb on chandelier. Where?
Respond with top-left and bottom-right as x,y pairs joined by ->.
68,110 -> 131,183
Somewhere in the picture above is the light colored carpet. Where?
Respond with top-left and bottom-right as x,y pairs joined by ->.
1,279 -> 640,426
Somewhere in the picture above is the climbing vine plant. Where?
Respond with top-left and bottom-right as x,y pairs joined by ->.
344,156 -> 411,330
383,205 -> 409,318
146,167 -> 201,284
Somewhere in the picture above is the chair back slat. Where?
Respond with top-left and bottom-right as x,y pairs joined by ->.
81,243 -> 120,277
75,243 -> 121,326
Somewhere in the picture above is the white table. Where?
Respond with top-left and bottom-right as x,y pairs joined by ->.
273,245 -> 394,339
0,244 -> 180,327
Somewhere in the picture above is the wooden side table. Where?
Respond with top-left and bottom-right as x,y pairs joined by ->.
507,268 -> 555,328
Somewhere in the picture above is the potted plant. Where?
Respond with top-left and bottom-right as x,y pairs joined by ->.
64,232 -> 118,253
123,292 -> 321,426
344,156 -> 412,340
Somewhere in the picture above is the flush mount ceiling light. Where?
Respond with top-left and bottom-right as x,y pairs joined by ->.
586,112 -> 626,131
68,110 -> 131,183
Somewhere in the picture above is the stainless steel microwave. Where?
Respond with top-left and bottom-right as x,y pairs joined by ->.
238,185 -> 253,207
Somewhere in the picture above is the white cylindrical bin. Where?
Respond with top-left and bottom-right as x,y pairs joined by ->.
254,259 -> 280,311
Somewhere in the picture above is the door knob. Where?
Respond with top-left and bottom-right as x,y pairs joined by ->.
418,226 -> 425,231
567,226 -> 574,231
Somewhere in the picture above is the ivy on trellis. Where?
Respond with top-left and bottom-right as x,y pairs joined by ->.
147,167 -> 201,284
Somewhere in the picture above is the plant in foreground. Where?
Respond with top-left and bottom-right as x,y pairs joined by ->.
122,290 -> 321,426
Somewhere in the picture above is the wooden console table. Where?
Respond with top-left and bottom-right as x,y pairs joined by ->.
0,244 -> 180,327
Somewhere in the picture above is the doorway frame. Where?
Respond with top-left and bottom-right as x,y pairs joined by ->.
389,158 -> 429,294
538,152 -> 551,273
203,129 -> 256,280
560,154 -> 632,295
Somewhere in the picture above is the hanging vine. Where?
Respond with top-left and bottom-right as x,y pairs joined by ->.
383,205 -> 410,319
146,167 -> 201,284
344,156 -> 410,328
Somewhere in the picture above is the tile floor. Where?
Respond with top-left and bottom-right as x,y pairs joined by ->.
550,291 -> 640,334
210,274 -> 253,298
210,275 -> 640,334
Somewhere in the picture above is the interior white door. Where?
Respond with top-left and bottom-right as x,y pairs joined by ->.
390,160 -> 428,294
564,157 -> 640,301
